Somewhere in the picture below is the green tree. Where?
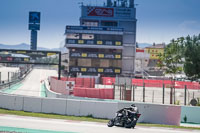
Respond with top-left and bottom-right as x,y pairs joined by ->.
184,34 -> 200,80
157,38 -> 184,78
157,38 -> 184,104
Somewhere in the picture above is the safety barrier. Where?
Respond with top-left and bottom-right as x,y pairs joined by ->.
50,77 -> 69,95
0,92 -> 182,126
44,80 -> 68,99
51,76 -> 95,88
101,77 -> 200,89
73,87 -> 114,99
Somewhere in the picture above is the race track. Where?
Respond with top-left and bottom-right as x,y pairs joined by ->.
0,115 -> 199,133
7,68 -> 57,97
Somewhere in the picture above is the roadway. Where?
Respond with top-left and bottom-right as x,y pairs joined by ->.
7,68 -> 57,97
0,114 -> 199,133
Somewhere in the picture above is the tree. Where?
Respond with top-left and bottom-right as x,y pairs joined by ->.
184,34 -> 200,80
157,37 -> 184,104
157,37 -> 184,78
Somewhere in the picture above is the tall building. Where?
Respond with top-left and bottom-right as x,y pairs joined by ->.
65,0 -> 137,76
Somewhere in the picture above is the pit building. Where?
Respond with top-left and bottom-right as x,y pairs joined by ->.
65,0 -> 137,76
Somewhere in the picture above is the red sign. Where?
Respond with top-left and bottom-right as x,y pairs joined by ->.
87,7 -> 114,17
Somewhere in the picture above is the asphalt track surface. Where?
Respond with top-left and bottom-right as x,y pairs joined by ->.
7,69 -> 57,97
0,115 -> 199,133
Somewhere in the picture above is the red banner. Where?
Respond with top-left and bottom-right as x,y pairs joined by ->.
87,7 -> 114,17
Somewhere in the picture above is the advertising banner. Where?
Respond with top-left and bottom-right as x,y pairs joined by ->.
87,7 -> 114,17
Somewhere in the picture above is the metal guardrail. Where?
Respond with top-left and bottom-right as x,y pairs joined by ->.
0,68 -> 33,90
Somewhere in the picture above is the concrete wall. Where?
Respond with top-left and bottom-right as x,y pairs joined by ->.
181,106 -> 200,124
118,101 -> 181,126
0,92 -> 183,126
45,80 -> 68,99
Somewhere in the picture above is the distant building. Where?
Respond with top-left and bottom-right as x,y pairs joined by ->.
65,0 -> 137,76
145,43 -> 165,60
145,43 -> 165,76
135,48 -> 150,74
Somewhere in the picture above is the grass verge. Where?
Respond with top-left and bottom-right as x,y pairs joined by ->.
0,108 -> 200,130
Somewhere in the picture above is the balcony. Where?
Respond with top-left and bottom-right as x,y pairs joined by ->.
70,51 -> 122,59
65,39 -> 123,49
69,66 -> 121,74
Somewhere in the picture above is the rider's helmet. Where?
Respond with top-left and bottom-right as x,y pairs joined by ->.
131,104 -> 136,107
130,104 -> 138,112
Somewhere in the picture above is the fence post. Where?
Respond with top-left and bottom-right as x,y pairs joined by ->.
170,87 -> 173,104
143,83 -> 145,102
184,85 -> 187,105
8,72 -> 10,83
120,85 -> 122,100
132,85 -> 135,101
162,83 -> 165,104
113,84 -> 115,100
124,83 -> 126,100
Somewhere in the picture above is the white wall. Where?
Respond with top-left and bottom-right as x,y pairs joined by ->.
118,102 -> 181,126
0,92 -> 182,126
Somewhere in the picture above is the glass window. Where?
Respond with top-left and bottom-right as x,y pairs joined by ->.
115,41 -> 122,46
101,21 -> 118,27
82,21 -> 98,26
66,33 -> 79,39
105,41 -> 113,45
82,34 -> 94,40
97,41 -> 103,45
67,40 -> 75,44
87,40 -> 94,44
96,34 -> 122,41
78,40 -> 84,44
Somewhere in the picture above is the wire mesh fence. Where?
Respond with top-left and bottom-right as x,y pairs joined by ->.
114,83 -> 200,106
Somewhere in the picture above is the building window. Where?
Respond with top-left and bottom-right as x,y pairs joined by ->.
115,54 -> 121,59
97,41 -> 103,45
98,54 -> 104,58
78,40 -> 84,44
115,69 -> 121,73
96,34 -> 122,41
82,34 -> 94,40
67,40 -> 76,44
98,68 -> 104,73
87,40 -> 94,44
115,41 -> 122,46
66,33 -> 79,39
101,21 -> 118,27
105,41 -> 113,45
82,21 -> 98,26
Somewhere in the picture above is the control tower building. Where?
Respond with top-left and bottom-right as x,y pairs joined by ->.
65,0 -> 137,76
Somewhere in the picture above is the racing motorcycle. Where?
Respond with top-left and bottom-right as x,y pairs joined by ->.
107,105 -> 141,128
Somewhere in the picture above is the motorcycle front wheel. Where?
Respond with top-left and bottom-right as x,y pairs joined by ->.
107,119 -> 114,127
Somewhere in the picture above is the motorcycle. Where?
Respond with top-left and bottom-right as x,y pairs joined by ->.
107,106 -> 141,128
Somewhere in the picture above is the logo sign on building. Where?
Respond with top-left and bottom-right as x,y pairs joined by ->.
29,12 -> 40,24
29,12 -> 40,31
87,7 -> 114,17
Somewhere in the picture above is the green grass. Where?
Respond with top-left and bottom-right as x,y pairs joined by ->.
0,108 -> 200,130
0,108 -> 107,123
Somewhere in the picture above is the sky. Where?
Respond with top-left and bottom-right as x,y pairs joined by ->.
0,0 -> 200,48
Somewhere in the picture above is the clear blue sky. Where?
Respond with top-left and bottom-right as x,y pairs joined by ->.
0,0 -> 200,48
